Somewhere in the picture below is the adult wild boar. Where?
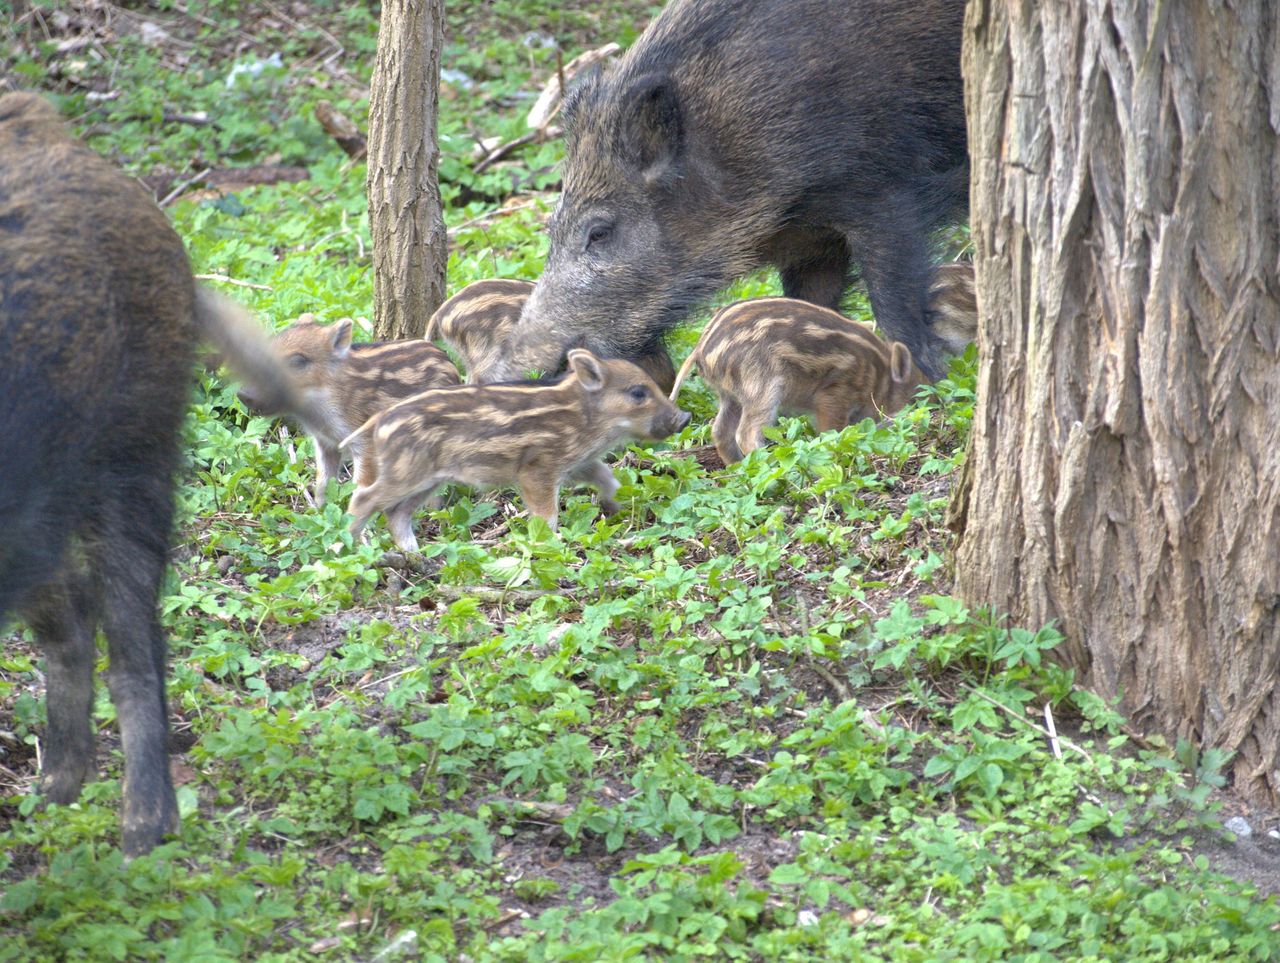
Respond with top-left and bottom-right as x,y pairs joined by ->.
489,0 -> 967,382
0,92 -> 314,857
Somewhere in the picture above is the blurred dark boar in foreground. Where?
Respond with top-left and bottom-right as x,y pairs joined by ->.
669,298 -> 927,463
0,92 -> 312,857
342,350 -> 690,550
238,314 -> 460,505
430,278 -> 676,392
491,0 -> 967,382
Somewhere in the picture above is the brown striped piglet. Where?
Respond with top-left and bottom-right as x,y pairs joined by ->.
427,278 -> 677,393
342,349 -> 691,551
669,297 -> 927,464
927,261 -> 977,358
238,314 -> 460,504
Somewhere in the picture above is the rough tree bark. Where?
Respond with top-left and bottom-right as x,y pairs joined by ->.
367,0 -> 447,340
955,2 -> 1280,801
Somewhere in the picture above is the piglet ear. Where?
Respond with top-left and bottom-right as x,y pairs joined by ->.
331,318 -> 354,357
889,342 -> 916,384
618,74 -> 683,186
567,348 -> 606,392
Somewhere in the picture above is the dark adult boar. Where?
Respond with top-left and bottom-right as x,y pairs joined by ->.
0,92 -> 310,857
491,0 -> 968,382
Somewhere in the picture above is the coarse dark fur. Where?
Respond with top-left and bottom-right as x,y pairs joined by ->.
493,0 -> 968,382
0,92 -> 312,857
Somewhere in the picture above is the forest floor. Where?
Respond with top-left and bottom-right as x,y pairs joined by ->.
2,2 -> 1279,960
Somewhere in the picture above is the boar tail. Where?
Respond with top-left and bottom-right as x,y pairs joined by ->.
194,286 -> 321,426
668,349 -> 700,402
339,418 -> 376,452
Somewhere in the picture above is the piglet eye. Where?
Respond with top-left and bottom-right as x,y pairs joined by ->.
288,353 -> 310,369
586,222 -> 613,249
628,385 -> 649,402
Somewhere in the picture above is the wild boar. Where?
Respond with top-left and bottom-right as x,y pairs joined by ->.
429,277 -> 677,393
239,314 -> 460,505
342,349 -> 690,550
669,297 -> 928,463
489,0 -> 968,383
0,92 -> 314,857
927,260 -> 978,358
425,278 -> 535,384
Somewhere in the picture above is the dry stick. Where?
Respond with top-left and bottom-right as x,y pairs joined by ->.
315,100 -> 367,160
795,593 -> 852,701
1043,701 -> 1063,760
194,273 -> 274,292
958,683 -> 1113,815
472,127 -> 558,174
158,167 -> 212,207
433,584 -> 557,604
277,426 -> 317,510
447,199 -> 537,239
483,910 -> 527,933
959,683 -> 1091,760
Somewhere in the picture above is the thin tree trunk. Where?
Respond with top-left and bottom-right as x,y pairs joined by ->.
956,1 -> 1280,801
367,0 -> 447,340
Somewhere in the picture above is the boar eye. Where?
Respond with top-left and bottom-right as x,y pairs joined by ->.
585,222 -> 614,250
287,353 -> 310,369
627,384 -> 649,402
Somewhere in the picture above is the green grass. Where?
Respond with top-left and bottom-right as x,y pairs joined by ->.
3,2 -> 1279,960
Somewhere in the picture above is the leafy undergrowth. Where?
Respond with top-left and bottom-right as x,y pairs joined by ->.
4,1 -> 1280,961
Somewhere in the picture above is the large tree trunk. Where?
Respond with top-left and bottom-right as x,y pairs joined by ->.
955,1 -> 1280,801
367,0 -> 447,340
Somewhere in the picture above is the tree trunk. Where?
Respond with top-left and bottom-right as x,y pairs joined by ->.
956,1 -> 1280,802
367,0 -> 447,340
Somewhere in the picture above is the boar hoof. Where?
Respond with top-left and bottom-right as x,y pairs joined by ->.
40,765 -> 92,806
122,797 -> 180,859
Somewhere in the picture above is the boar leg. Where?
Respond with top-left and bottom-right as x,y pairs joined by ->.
778,232 -> 853,310
734,386 -> 783,459
313,438 -> 344,507
22,572 -> 100,806
570,460 -> 622,515
813,389 -> 856,435
516,473 -> 562,531
347,482 -> 389,541
849,200 -> 940,379
98,490 -> 179,857
711,397 -> 745,464
384,488 -> 443,553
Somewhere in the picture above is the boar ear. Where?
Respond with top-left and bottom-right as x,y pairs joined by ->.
618,74 -> 683,185
889,342 -> 915,384
567,349 -> 607,392
561,65 -> 603,133
331,318 -> 354,357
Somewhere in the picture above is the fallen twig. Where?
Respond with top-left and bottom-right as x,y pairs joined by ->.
159,167 -> 212,207
1043,701 -> 1063,760
193,273 -> 274,291
960,683 -> 1091,760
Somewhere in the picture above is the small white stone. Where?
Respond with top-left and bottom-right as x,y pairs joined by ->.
1224,816 -> 1253,838
797,910 -> 819,927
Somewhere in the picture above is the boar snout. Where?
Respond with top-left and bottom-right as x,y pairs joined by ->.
660,406 -> 691,438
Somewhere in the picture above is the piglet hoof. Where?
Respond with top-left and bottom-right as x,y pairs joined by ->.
377,552 -> 441,577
